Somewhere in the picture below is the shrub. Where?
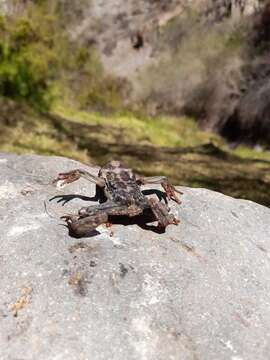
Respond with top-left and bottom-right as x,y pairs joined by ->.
0,1 -> 129,113
136,12 -> 249,125
61,45 -> 130,113
0,6 -> 60,110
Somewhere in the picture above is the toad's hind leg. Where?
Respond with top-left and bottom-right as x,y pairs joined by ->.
78,201 -> 143,218
62,212 -> 108,237
63,201 -> 143,237
148,198 -> 180,228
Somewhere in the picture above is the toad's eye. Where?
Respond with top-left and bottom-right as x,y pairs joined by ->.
107,173 -> 115,181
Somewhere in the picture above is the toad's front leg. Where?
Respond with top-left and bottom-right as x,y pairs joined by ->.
136,175 -> 182,204
53,169 -> 105,188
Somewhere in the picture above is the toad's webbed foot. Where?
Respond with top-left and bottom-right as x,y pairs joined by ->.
136,175 -> 182,204
53,170 -> 81,187
53,169 -> 105,188
148,198 -> 180,228
161,180 -> 182,204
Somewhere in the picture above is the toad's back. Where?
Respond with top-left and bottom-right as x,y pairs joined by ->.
99,160 -> 147,206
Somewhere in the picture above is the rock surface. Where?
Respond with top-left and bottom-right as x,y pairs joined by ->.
1,153 -> 270,360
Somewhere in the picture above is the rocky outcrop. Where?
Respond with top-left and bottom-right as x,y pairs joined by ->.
218,4 -> 270,145
62,0 -> 263,78
1,153 -> 270,360
58,0 -> 268,144
221,70 -> 270,144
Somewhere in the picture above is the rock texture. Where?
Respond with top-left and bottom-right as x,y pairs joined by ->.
1,153 -> 270,359
57,0 -> 263,78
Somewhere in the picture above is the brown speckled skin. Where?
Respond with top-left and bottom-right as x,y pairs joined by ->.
55,160 -> 181,237
99,160 -> 148,208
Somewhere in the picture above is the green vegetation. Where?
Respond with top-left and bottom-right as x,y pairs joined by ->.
0,6 -> 59,110
54,104 -> 219,148
0,2 -> 126,112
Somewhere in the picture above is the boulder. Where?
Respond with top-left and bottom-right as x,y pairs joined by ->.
0,153 -> 270,360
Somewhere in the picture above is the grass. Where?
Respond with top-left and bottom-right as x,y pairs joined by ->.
54,104 -> 220,148
1,101 -> 270,207
233,145 -> 270,162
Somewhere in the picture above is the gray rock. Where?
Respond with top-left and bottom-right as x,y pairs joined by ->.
0,153 -> 270,360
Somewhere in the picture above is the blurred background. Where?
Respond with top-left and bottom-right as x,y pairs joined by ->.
0,0 -> 270,205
